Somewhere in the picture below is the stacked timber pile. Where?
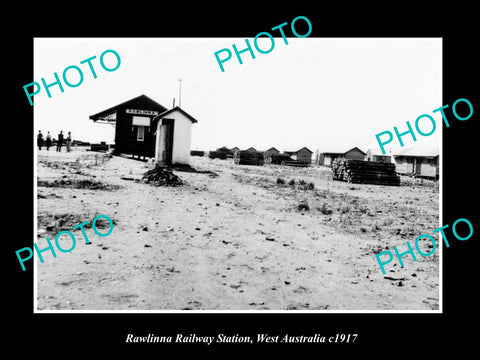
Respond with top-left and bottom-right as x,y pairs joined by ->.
332,160 -> 400,186
264,153 -> 292,165
282,160 -> 311,167
234,150 -> 264,166
190,150 -> 205,156
142,165 -> 184,187
216,147 -> 234,158
208,151 -> 227,160
90,142 -> 109,152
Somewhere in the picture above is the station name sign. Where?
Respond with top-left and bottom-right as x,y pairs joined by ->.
126,109 -> 159,116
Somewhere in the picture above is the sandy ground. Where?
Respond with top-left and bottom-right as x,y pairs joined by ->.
35,147 -> 439,311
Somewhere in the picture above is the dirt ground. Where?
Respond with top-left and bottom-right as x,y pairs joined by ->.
35,147 -> 439,311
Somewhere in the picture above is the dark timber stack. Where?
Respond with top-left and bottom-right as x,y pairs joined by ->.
281,160 -> 311,167
190,150 -> 205,156
90,142 -> 109,152
332,160 -> 400,186
209,151 -> 227,160
234,150 -> 264,166
264,153 -> 292,165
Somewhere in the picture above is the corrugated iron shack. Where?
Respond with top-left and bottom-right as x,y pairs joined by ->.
393,147 -> 439,179
319,147 -> 366,166
216,146 -> 234,157
284,147 -> 313,164
366,148 -> 392,163
265,147 -> 280,155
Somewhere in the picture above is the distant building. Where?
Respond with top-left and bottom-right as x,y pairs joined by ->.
284,147 -> 313,164
216,146 -> 234,156
230,146 -> 240,153
244,147 -> 258,153
393,147 -> 439,179
89,94 -> 168,158
217,146 -> 231,152
319,147 -> 366,166
366,148 -> 392,163
153,106 -> 198,166
265,147 -> 280,155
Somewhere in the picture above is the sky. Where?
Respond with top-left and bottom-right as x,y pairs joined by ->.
33,37 -> 442,154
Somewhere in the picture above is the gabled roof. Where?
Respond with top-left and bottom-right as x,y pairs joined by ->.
322,146 -> 366,155
393,147 -> 439,157
296,147 -> 313,153
153,106 -> 198,123
285,147 -> 313,154
89,94 -> 167,121
266,147 -> 279,152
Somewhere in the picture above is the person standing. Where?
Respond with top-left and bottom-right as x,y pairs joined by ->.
66,131 -> 72,153
45,131 -> 52,151
56,131 -> 64,152
37,130 -> 43,150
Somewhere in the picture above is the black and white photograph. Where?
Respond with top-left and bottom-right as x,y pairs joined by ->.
7,6 -> 478,355
33,37 -> 441,311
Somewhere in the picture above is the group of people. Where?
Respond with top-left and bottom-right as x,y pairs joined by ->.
37,130 -> 72,152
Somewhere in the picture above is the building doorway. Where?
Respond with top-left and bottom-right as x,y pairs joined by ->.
158,118 -> 174,166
